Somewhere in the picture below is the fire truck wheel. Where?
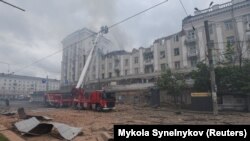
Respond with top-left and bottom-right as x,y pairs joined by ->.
96,104 -> 102,112
59,103 -> 63,108
77,103 -> 83,110
73,103 -> 78,109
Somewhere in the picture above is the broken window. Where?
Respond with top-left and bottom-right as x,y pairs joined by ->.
134,57 -> 139,64
227,36 -> 235,46
174,48 -> 180,56
187,30 -> 195,40
160,51 -> 165,59
143,52 -> 154,62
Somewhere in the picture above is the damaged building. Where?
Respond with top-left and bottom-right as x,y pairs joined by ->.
60,0 -> 250,107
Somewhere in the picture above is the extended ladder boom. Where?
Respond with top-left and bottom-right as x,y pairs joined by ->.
76,26 -> 108,89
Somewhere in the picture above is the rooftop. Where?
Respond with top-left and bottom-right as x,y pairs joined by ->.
0,73 -> 60,82
183,0 -> 250,25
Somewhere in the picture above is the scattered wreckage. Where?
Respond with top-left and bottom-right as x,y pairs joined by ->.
1,107 -> 83,140
14,117 -> 83,140
17,107 -> 53,121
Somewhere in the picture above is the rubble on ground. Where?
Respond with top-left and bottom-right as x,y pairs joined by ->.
14,117 -> 83,140
0,104 -> 250,140
17,107 -> 53,121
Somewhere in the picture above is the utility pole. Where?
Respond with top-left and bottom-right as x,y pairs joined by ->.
46,75 -> 49,92
204,20 -> 218,115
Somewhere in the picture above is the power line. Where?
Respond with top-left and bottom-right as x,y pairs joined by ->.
178,0 -> 196,30
12,0 -> 169,75
14,33 -> 97,74
178,0 -> 189,16
109,0 -> 168,29
0,0 -> 25,11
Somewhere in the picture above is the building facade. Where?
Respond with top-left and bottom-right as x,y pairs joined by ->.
61,0 -> 250,88
182,0 -> 250,68
61,28 -> 113,86
0,73 -> 60,99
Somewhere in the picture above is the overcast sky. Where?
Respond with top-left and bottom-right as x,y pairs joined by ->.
0,0 -> 230,79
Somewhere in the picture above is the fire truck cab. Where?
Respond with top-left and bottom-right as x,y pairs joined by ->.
72,89 -> 115,111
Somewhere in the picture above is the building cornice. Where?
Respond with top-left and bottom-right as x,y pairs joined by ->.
183,0 -> 250,25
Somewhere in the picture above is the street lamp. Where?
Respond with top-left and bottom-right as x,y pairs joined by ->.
194,1 -> 214,12
209,1 -> 214,7
194,7 -> 199,11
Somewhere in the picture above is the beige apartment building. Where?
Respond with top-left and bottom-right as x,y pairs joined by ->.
0,73 -> 60,99
61,0 -> 250,88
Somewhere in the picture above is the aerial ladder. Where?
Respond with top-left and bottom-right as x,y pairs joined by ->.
76,26 -> 108,89
71,26 -> 116,111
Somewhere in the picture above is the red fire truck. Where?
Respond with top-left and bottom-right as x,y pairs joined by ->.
44,89 -> 73,108
72,88 -> 115,111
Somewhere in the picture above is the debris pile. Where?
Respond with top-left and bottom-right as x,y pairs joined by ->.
14,117 -> 53,135
14,117 -> 83,140
17,107 -> 53,121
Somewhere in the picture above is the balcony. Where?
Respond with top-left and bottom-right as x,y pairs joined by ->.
185,37 -> 196,45
144,59 -> 154,65
143,51 -> 154,65
114,66 -> 120,72
187,50 -> 199,58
